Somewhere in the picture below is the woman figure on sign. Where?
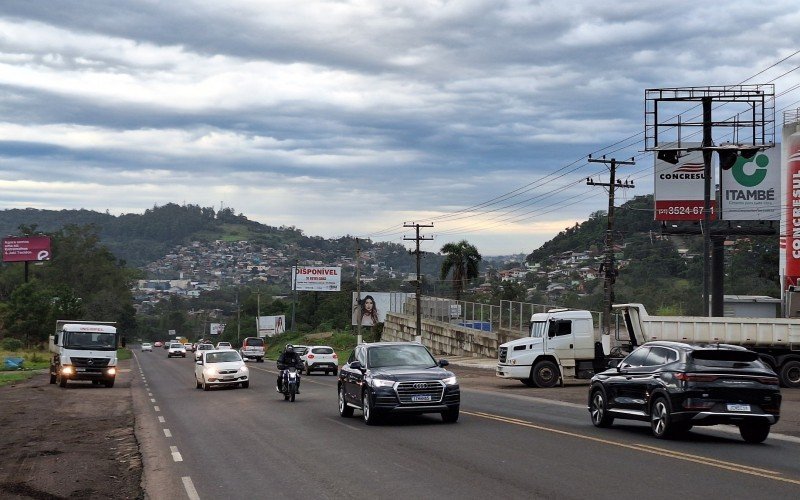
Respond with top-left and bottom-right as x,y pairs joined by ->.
353,295 -> 379,326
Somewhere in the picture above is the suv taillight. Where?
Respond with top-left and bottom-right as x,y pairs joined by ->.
675,373 -> 720,382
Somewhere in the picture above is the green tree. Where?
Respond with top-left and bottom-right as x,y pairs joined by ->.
439,240 -> 482,300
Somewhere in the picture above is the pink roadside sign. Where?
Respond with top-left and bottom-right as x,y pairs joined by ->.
2,236 -> 52,262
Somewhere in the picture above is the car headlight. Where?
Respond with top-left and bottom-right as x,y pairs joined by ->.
442,376 -> 458,386
61,365 -> 74,375
369,377 -> 394,388
204,367 -> 217,376
107,367 -> 116,375
240,366 -> 249,373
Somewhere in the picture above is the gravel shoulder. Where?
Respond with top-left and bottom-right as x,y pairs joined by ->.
0,359 -> 142,499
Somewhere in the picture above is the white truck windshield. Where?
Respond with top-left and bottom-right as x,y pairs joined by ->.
64,332 -> 117,350
530,322 -> 547,338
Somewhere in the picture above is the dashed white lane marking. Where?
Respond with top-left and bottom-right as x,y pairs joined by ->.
150,398 -> 156,403
170,446 -> 183,462
154,406 -> 161,412
182,476 -> 200,500
163,428 -> 172,438
158,416 -> 165,423
148,392 -> 153,397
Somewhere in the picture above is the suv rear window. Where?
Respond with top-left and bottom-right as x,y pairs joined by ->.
690,348 -> 760,368
311,347 -> 334,354
245,338 -> 264,346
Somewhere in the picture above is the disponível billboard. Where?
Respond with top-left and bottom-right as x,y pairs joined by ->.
2,236 -> 52,262
292,266 -> 341,291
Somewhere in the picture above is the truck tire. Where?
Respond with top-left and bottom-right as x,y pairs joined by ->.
49,364 -> 56,384
521,377 -> 538,387
104,378 -> 115,388
779,360 -> 800,388
57,370 -> 68,388
532,360 -> 560,388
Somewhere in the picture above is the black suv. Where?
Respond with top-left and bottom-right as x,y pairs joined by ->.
338,342 -> 460,424
588,341 -> 781,443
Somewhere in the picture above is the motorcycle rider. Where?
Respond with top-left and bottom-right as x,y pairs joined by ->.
276,344 -> 302,393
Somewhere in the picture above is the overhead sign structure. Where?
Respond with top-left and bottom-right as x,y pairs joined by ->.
209,323 -> 225,336
292,266 -> 341,291
720,148 -> 780,220
654,147 -> 715,221
257,315 -> 285,337
2,236 -> 52,262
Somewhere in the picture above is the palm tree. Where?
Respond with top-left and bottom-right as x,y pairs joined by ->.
439,240 -> 482,300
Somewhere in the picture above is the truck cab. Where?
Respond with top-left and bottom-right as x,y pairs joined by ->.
49,321 -> 118,388
496,309 -> 611,387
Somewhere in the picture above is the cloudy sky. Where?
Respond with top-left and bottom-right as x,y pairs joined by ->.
1,1 -> 799,255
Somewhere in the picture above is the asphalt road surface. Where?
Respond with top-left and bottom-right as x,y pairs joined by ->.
133,350 -> 800,500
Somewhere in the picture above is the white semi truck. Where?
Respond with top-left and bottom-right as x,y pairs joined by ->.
49,320 -> 119,388
496,303 -> 800,388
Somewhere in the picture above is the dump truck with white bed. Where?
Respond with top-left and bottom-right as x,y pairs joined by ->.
49,320 -> 119,388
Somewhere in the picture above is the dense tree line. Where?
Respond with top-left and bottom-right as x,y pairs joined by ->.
0,225 -> 137,346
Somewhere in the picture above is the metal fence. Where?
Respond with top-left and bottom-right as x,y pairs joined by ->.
402,296 -> 604,336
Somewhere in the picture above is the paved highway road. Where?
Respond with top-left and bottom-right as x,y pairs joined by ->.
132,350 -> 800,500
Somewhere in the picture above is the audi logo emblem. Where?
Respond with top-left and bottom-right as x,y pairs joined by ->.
413,383 -> 428,389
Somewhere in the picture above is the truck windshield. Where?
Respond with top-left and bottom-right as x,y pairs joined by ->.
530,322 -> 547,338
64,332 -> 116,350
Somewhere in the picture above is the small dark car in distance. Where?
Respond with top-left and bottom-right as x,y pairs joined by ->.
588,341 -> 781,443
338,342 -> 460,425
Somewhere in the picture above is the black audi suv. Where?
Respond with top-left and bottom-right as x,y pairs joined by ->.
337,342 -> 460,424
588,341 -> 781,443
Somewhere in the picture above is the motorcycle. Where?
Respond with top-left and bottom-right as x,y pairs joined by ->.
279,365 -> 300,402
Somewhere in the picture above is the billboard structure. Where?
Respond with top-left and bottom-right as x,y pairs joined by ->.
257,315 -> 285,337
209,323 -> 225,336
292,266 -> 341,291
2,236 -> 52,262
720,148 -> 780,221
783,111 -> 800,289
351,292 -> 412,326
653,146 -> 712,221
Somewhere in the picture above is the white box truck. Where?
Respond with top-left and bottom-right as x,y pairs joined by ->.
49,320 -> 118,388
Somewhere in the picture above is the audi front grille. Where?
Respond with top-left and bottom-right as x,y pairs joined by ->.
395,381 -> 445,404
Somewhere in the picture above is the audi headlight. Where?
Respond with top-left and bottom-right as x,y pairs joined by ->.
369,378 -> 394,388
442,376 -> 458,386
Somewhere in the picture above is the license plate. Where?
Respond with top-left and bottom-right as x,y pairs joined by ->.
412,395 -> 432,402
727,403 -> 751,412
222,376 -> 234,380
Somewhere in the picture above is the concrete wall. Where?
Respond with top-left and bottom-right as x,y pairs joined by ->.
383,312 -> 506,358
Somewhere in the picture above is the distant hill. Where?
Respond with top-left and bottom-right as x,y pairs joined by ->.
0,204 -> 442,274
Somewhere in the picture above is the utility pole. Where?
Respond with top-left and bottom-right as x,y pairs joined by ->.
291,259 -> 298,333
236,291 -> 241,345
587,156 -> 635,337
355,238 -> 362,339
404,222 -> 434,339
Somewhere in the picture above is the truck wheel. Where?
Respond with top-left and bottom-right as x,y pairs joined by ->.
532,361 -> 559,388
740,421 -> 770,443
58,371 -> 68,388
779,360 -> 800,388
521,377 -> 538,387
104,379 -> 115,388
589,389 -> 614,427
49,366 -> 56,384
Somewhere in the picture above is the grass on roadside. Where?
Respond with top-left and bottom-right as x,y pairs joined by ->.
0,347 -> 50,387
